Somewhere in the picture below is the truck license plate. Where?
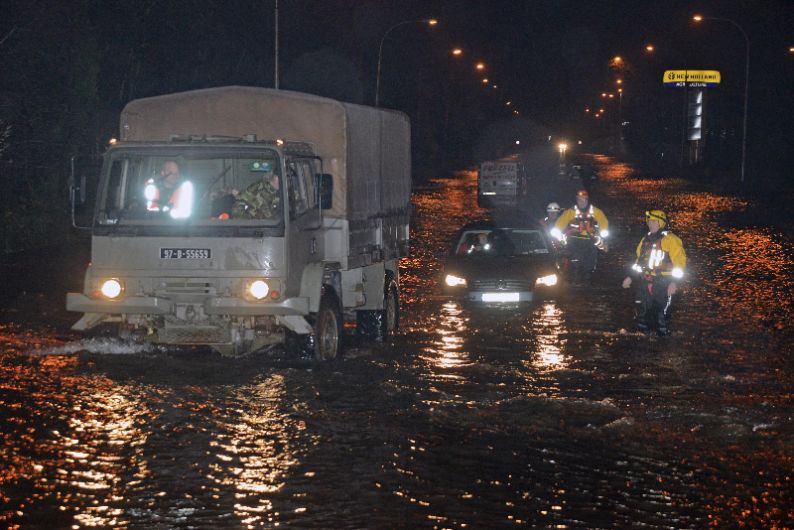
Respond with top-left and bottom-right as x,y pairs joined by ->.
160,248 -> 211,259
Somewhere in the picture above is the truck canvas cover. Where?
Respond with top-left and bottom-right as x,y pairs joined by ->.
120,86 -> 411,223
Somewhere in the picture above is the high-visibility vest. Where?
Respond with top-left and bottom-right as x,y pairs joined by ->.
144,178 -> 193,219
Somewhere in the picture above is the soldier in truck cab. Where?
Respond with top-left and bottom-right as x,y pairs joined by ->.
144,160 -> 194,219
231,170 -> 282,219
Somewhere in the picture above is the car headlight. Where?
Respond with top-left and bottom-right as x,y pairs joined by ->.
247,279 -> 270,300
100,278 -> 124,299
445,274 -> 467,287
535,273 -> 558,287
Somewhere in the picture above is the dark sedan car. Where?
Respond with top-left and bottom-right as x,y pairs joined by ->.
441,220 -> 559,305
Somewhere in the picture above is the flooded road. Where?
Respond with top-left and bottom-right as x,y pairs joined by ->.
2,157 -> 793,529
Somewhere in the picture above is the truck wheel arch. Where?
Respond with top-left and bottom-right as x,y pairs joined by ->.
300,262 -> 341,313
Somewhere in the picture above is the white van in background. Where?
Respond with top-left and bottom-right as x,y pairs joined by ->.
477,157 -> 527,207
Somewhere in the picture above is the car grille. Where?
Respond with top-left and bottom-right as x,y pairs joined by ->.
471,279 -> 532,291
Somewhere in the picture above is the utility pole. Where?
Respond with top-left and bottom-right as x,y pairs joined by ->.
274,0 -> 279,89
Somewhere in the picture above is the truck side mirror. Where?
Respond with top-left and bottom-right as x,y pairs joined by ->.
316,173 -> 333,210
70,157 -> 92,230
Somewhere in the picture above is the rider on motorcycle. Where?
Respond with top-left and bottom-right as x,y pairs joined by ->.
550,190 -> 609,284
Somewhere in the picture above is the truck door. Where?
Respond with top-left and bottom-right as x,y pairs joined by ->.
285,158 -> 321,296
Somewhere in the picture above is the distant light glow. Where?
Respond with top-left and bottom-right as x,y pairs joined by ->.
452,48 -> 463,56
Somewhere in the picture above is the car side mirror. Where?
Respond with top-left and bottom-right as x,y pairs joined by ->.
316,173 -> 333,210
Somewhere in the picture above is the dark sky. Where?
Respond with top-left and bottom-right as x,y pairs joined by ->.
1,0 -> 793,173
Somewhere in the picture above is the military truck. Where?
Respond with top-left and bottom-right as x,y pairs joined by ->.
67,87 -> 411,359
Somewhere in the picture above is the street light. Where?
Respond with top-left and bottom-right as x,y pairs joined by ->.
375,18 -> 437,106
451,47 -> 463,56
693,14 -> 750,182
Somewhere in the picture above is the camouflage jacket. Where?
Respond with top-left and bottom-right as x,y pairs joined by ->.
232,180 -> 281,219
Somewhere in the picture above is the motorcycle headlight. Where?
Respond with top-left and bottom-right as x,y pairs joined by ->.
247,279 -> 270,300
600,229 -> 609,238
100,278 -> 124,299
535,273 -> 558,287
445,274 -> 467,287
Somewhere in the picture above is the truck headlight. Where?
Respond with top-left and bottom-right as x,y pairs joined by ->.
247,279 -> 270,300
445,274 -> 467,287
535,274 -> 558,287
100,278 -> 124,299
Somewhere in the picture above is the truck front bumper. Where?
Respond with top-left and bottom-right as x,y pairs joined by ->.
66,293 -> 310,317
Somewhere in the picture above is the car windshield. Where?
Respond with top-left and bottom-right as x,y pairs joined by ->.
454,229 -> 548,257
96,148 -> 284,226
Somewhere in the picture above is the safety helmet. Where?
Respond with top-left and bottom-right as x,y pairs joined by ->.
576,189 -> 589,199
546,202 -> 561,213
645,209 -> 667,229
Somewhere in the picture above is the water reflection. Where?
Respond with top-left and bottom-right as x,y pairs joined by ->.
424,301 -> 472,377
64,386 -> 149,528
209,374 -> 305,528
528,302 -> 569,371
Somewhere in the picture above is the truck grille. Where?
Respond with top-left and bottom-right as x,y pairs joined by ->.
159,280 -> 216,296
471,279 -> 532,291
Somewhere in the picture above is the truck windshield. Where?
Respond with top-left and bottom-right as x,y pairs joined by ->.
97,149 -> 284,226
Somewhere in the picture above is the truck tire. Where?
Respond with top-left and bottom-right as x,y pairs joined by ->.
314,292 -> 343,361
356,278 -> 399,342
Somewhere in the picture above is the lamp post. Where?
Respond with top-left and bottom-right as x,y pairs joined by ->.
375,18 -> 437,107
693,15 -> 750,183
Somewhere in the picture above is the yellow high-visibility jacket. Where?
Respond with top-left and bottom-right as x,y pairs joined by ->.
633,230 -> 687,278
554,204 -> 609,239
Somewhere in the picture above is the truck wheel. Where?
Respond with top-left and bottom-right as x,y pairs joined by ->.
356,279 -> 399,342
314,292 -> 343,361
383,281 -> 400,338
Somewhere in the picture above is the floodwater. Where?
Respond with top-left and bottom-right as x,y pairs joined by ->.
1,157 -> 792,529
